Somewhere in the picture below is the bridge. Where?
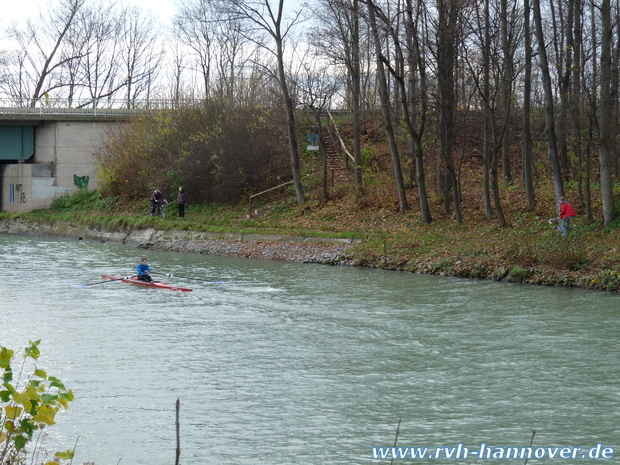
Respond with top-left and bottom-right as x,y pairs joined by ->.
0,98 -> 191,213
0,98 -> 349,213
0,97 -> 194,119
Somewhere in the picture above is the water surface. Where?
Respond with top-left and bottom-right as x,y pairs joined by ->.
0,234 -> 618,464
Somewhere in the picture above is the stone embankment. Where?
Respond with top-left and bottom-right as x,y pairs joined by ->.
138,238 -> 354,265
0,218 -> 355,265
1,218 -> 618,292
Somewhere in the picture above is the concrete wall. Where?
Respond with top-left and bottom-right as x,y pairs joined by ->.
1,120 -> 116,212
1,164 -> 67,212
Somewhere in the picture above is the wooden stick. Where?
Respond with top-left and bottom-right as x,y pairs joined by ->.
390,418 -> 401,465
524,430 -> 536,465
175,399 -> 181,465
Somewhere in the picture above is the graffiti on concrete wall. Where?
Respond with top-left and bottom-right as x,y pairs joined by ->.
74,174 -> 90,189
15,183 -> 27,204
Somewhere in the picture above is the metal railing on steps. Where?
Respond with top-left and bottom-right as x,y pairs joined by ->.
327,110 -> 355,165
247,173 -> 319,218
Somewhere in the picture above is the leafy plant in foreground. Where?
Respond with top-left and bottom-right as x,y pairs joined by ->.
0,340 -> 75,465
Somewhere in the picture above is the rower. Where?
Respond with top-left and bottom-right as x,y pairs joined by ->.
136,258 -> 153,282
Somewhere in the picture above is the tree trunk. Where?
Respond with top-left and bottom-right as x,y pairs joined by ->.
583,0 -> 596,222
522,0 -> 536,210
555,0 -> 570,178
492,146 -> 507,226
366,0 -> 408,212
276,39 -> 305,204
569,0 -> 586,212
352,0 -> 363,195
599,0 -> 614,226
403,0 -> 432,223
500,0 -> 513,183
482,0 -> 492,219
437,0 -> 462,223
532,0 -> 564,203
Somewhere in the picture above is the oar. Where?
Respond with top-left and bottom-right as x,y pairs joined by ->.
151,272 -> 227,284
74,276 -> 134,288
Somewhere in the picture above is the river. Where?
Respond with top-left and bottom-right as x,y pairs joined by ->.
0,234 -> 618,464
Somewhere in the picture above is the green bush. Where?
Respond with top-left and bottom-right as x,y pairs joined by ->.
536,237 -> 588,270
96,105 -> 292,204
49,189 -> 115,212
0,340 -> 75,465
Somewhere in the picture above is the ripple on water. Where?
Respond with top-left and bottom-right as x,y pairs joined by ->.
0,235 -> 618,464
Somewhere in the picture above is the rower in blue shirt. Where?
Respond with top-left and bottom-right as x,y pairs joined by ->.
136,258 -> 153,282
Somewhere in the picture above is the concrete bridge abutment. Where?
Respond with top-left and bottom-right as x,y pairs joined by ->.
1,117 -> 123,212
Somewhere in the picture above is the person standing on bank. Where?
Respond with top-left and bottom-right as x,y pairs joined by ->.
136,258 -> 153,282
177,186 -> 187,218
558,196 -> 576,238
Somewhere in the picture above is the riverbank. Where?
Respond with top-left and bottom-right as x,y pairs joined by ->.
0,217 -> 356,265
2,215 -> 620,294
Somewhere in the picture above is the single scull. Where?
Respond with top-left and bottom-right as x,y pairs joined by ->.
101,275 -> 193,292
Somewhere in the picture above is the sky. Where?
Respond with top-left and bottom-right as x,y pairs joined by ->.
1,0 -> 180,28
1,0 -> 305,30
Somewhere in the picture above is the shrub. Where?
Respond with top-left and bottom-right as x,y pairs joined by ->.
536,238 -> 588,270
49,189 -> 115,212
0,340 -> 75,465
96,104 -> 291,204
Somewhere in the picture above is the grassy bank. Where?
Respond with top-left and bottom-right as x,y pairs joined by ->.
3,177 -> 620,293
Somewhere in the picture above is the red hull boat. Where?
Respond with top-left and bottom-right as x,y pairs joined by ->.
101,275 -> 193,292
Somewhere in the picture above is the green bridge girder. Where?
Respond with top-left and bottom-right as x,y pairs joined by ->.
0,126 -> 34,161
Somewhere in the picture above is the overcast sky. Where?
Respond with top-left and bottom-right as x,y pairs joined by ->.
1,0 -> 180,28
1,0 -> 306,29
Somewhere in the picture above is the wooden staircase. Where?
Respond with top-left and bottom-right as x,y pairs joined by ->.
319,126 -> 351,186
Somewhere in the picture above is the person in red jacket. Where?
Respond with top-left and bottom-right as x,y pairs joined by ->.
558,196 -> 576,238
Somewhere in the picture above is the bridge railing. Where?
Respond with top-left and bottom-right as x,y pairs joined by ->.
0,98 -> 208,117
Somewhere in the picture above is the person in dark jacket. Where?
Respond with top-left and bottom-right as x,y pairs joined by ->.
177,186 -> 187,218
150,189 -> 166,215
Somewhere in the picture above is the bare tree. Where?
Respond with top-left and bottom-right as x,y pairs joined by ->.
73,1 -> 125,103
464,0 -> 508,225
436,0 -> 462,223
351,0 -> 363,195
368,0 -> 432,219
174,0 -> 217,98
532,0 -> 564,203
522,0 -> 536,210
211,12 -> 253,103
568,0 -> 589,218
365,0 -> 409,212
500,0 -> 514,183
120,7 -> 163,101
166,41 -> 189,102
404,0 -> 432,223
229,0 -> 306,203
599,0 -> 615,226
5,0 -> 86,104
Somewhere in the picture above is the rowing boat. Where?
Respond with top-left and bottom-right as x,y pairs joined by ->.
101,275 -> 193,292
